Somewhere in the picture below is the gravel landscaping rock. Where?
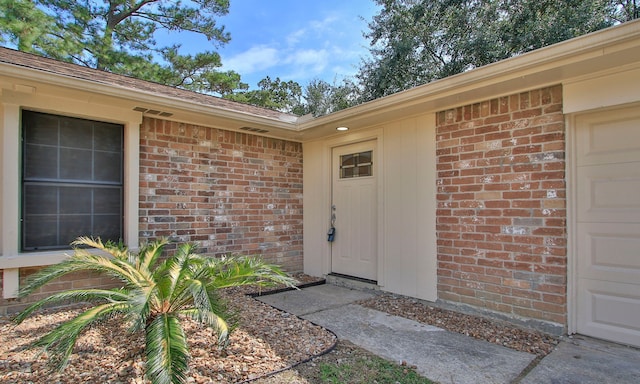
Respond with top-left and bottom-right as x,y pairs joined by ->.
0,279 -> 336,384
357,293 -> 559,357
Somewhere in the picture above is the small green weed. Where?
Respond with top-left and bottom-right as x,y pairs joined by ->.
319,355 -> 432,384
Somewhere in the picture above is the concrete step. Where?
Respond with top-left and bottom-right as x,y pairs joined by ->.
326,273 -> 379,292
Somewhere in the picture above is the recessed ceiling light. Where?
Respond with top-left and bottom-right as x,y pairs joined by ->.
336,126 -> 349,131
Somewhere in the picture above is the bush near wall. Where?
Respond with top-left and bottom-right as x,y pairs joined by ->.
436,85 -> 567,326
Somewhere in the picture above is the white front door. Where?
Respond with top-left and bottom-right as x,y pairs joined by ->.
575,105 -> 640,347
331,140 -> 378,281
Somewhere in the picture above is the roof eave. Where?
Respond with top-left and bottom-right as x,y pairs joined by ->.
297,19 -> 640,140
0,60 -> 304,140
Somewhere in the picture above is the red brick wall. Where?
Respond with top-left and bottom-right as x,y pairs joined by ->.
139,118 -> 304,272
435,85 -> 567,325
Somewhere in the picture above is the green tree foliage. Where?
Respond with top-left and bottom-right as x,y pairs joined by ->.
613,0 -> 640,21
500,0 -> 616,53
303,78 -> 360,117
225,76 -> 306,114
226,76 -> 360,117
14,237 -> 297,384
0,0 -> 57,51
0,0 -> 247,94
357,0 -> 637,101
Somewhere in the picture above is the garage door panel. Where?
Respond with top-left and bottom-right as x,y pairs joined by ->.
575,104 -> 640,348
576,109 -> 640,166
577,280 -> 640,347
577,223 -> 640,284
577,162 -> 640,223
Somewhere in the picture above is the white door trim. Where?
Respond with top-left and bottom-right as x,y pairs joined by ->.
321,129 -> 385,285
331,140 -> 378,280
566,112 -> 578,335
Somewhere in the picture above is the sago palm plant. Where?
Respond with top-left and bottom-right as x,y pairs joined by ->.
14,237 -> 297,384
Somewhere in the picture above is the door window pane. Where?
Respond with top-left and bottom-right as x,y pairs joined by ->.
340,150 -> 373,179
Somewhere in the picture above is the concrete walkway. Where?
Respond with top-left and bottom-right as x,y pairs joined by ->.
257,284 -> 640,384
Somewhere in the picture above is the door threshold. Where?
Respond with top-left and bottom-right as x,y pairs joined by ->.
327,273 -> 379,291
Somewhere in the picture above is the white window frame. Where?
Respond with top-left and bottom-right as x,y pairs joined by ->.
1,90 -> 141,298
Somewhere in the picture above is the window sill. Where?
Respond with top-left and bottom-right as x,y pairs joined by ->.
0,251 -> 71,269
2,252 -> 73,298
1,249 -> 116,299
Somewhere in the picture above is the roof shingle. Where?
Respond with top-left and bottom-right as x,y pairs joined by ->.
0,46 -> 295,121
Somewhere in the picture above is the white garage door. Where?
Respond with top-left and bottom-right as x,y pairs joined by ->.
575,105 -> 640,347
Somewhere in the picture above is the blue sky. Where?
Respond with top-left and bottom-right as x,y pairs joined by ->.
177,1 -> 381,89
4,1 -> 380,90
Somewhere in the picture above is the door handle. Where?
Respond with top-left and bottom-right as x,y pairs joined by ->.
327,227 -> 335,242
328,204 -> 336,242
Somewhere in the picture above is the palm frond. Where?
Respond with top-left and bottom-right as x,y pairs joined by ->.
145,314 -> 190,384
164,244 -> 197,302
17,256 -> 114,298
124,286 -> 156,333
32,302 -> 128,371
155,243 -> 203,313
18,253 -> 152,301
137,238 -> 170,273
13,288 -> 131,324
71,236 -> 128,260
70,238 -> 157,289
125,305 -> 151,333
77,251 -> 149,286
207,255 -> 298,289
181,308 -> 232,347
183,278 -> 234,346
